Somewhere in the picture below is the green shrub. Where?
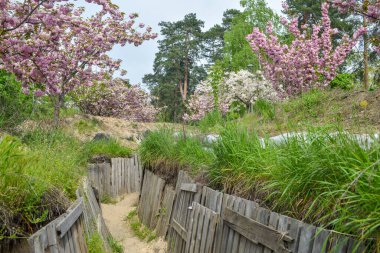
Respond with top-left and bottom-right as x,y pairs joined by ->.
0,70 -> 33,129
330,73 -> 355,90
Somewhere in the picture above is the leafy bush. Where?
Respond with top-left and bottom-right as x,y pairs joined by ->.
0,70 -> 33,129
330,73 -> 355,90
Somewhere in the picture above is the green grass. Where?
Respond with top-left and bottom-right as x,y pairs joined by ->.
0,127 -> 132,239
125,209 -> 156,242
139,128 -> 214,175
86,232 -> 105,253
74,118 -> 100,133
211,125 -> 380,243
100,195 -> 118,205
140,125 -> 380,246
108,236 -> 124,253
84,138 -> 132,158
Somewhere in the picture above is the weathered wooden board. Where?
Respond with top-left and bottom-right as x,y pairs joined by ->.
155,185 -> 176,238
138,170 -> 166,229
185,202 -> 220,253
169,171 -> 202,253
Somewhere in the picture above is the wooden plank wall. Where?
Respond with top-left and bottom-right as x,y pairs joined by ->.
27,179 -> 113,253
138,170 -> 166,229
185,202 -> 219,253
88,155 -> 143,199
27,199 -> 88,253
136,169 -> 367,253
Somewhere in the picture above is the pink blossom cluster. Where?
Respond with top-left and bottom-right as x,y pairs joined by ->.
76,78 -> 159,122
331,0 -> 380,20
0,0 -> 158,99
184,70 -> 278,121
246,3 -> 366,97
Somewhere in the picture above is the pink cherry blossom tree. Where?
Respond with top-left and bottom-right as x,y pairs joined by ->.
75,78 -> 159,122
0,0 -> 157,124
246,3 -> 366,97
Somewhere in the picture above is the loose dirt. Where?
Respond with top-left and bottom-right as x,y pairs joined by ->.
101,193 -> 167,253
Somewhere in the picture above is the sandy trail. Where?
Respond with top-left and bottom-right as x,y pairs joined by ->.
101,193 -> 167,253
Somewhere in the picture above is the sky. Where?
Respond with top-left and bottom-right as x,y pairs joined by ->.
84,0 -> 283,87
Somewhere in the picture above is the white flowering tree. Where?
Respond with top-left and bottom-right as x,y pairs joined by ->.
184,70 -> 278,121
223,70 -> 278,111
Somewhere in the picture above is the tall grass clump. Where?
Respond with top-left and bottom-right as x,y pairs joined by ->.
210,125 -> 380,243
84,138 -> 132,159
209,124 -> 274,196
139,129 -> 214,177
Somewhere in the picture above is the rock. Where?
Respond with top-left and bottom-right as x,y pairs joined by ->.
93,133 -> 110,141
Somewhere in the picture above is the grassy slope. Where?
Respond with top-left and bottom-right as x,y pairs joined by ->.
237,89 -> 380,136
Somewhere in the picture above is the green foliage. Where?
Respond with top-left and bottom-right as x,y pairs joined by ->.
108,236 -> 124,253
253,99 -> 276,120
84,139 -> 132,159
139,129 -> 214,174
209,125 -> 380,243
198,111 -> 225,133
222,0 -> 281,72
125,208 -> 156,242
144,13 -> 207,122
140,124 -> 380,244
0,70 -> 33,129
100,195 -> 118,205
74,118 -> 100,133
86,232 -> 105,253
1,129 -> 88,238
330,73 -> 355,90
283,89 -> 327,118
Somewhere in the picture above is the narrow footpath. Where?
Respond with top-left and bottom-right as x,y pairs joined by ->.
101,193 -> 167,253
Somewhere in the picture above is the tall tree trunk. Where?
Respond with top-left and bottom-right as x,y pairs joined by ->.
53,93 -> 65,126
183,59 -> 189,101
363,14 -> 369,90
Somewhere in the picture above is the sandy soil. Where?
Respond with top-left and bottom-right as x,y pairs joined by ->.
101,193 -> 167,253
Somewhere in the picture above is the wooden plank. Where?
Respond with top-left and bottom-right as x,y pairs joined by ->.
187,202 -> 200,253
46,222 -> 59,253
181,183 -> 198,193
172,220 -> 188,241
199,208 -> 211,253
223,207 -> 292,253
297,223 -> 316,253
311,228 -> 330,253
263,211 -> 280,253
56,198 -> 84,238
194,203 -> 206,252
155,186 -> 176,238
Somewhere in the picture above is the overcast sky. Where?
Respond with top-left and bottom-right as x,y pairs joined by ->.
84,0 -> 283,86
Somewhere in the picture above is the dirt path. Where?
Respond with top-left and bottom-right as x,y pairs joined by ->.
101,193 -> 167,253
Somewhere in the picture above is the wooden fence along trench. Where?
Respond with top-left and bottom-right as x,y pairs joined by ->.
26,155 -> 366,253
138,171 -> 368,253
